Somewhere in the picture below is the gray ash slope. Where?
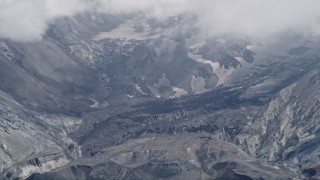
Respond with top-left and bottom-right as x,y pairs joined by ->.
0,13 -> 320,179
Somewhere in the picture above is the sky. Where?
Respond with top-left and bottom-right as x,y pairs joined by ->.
1,0 -> 320,41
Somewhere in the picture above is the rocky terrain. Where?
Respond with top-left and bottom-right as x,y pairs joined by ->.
0,12 -> 320,179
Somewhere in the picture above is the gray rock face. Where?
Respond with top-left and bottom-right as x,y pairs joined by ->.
1,12 -> 320,180
0,90 -> 82,179
239,71 -> 320,165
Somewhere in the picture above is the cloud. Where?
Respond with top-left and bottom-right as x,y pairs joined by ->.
192,0 -> 320,39
97,0 -> 320,39
95,0 -> 186,18
0,0 -> 88,41
1,0 -> 320,41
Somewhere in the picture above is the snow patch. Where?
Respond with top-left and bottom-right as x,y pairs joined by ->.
188,53 -> 235,85
134,84 -> 147,95
94,20 -> 159,41
89,98 -> 100,108
126,94 -> 135,98
172,87 -> 188,98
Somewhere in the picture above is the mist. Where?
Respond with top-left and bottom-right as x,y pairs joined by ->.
0,0 -> 89,41
1,0 -> 320,41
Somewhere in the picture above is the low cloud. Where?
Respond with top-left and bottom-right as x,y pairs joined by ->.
0,0 -> 88,41
1,0 -> 320,41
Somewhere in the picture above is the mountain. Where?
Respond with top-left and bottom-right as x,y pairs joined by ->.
0,12 -> 320,179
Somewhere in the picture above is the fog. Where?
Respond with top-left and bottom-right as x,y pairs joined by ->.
0,0 -> 88,41
1,0 -> 320,41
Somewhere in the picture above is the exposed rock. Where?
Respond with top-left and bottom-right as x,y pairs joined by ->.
1,12 -> 320,180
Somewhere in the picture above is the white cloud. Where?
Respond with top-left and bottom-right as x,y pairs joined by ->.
1,0 -> 320,41
97,0 -> 320,39
0,0 -> 88,41
192,0 -> 320,39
